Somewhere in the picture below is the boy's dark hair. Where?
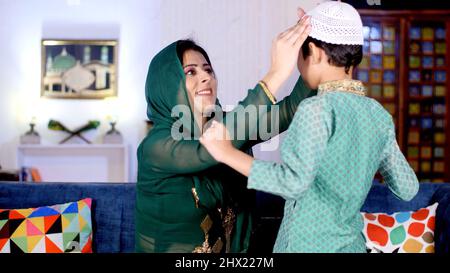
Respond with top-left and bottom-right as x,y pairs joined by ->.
176,39 -> 212,67
301,36 -> 362,74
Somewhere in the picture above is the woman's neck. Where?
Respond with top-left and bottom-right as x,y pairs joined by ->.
194,111 -> 208,133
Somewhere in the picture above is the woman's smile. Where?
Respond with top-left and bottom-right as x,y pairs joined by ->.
196,88 -> 213,96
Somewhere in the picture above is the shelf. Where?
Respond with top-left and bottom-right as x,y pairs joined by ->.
408,113 -> 446,118
408,96 -> 445,100
18,144 -> 127,148
17,144 -> 129,183
357,14 -> 450,182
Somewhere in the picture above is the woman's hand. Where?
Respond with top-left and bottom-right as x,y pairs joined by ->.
297,7 -> 306,22
263,13 -> 311,96
199,120 -> 234,163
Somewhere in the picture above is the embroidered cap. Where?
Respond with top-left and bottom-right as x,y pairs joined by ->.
306,1 -> 364,45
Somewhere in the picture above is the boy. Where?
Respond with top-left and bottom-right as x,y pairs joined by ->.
200,1 -> 419,253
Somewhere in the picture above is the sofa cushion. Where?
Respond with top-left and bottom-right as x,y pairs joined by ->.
361,202 -> 437,253
0,182 -> 134,253
0,198 -> 93,253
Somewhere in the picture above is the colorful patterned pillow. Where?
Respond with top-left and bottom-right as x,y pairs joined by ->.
361,202 -> 437,253
0,198 -> 93,253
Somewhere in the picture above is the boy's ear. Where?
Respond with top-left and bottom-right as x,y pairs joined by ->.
309,42 -> 322,64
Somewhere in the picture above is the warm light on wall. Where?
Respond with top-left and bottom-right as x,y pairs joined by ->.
14,95 -> 39,125
103,96 -> 120,123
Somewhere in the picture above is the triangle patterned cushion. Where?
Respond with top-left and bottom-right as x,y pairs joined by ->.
0,198 -> 93,253
361,202 -> 437,253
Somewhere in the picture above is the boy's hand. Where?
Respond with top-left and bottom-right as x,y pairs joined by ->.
200,121 -> 234,163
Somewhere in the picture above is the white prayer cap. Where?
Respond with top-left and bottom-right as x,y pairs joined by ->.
306,1 -> 364,45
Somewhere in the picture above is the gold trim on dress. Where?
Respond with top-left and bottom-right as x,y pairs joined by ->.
191,187 -> 200,208
212,237 -> 224,253
258,81 -> 277,104
193,214 -> 224,253
222,207 -> 236,253
192,207 -> 236,253
200,215 -> 213,233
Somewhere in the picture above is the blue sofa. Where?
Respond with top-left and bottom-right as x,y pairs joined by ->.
250,182 -> 450,253
0,181 -> 449,253
0,182 -> 136,253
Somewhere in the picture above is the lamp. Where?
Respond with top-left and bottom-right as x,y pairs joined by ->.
102,97 -> 123,144
103,115 -> 123,144
20,116 -> 41,144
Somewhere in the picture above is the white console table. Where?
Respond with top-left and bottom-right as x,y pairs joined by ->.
17,144 -> 129,183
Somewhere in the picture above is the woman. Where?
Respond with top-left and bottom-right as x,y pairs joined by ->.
136,16 -> 313,253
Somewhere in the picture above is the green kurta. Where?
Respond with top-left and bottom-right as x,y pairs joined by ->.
136,41 -> 315,253
248,80 -> 419,253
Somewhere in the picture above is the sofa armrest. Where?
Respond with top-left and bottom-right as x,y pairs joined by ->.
431,184 -> 450,253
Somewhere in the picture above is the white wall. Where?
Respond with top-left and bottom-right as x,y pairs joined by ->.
0,0 -> 323,181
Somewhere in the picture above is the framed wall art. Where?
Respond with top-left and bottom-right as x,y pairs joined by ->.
41,39 -> 118,99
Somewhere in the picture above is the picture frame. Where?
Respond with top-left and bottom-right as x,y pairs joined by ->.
41,39 -> 118,99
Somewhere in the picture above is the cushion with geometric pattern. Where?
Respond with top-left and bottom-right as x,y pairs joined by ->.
0,198 -> 93,253
361,202 -> 437,253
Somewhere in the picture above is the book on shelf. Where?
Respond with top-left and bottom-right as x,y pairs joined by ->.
30,168 -> 42,182
19,167 -> 42,183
